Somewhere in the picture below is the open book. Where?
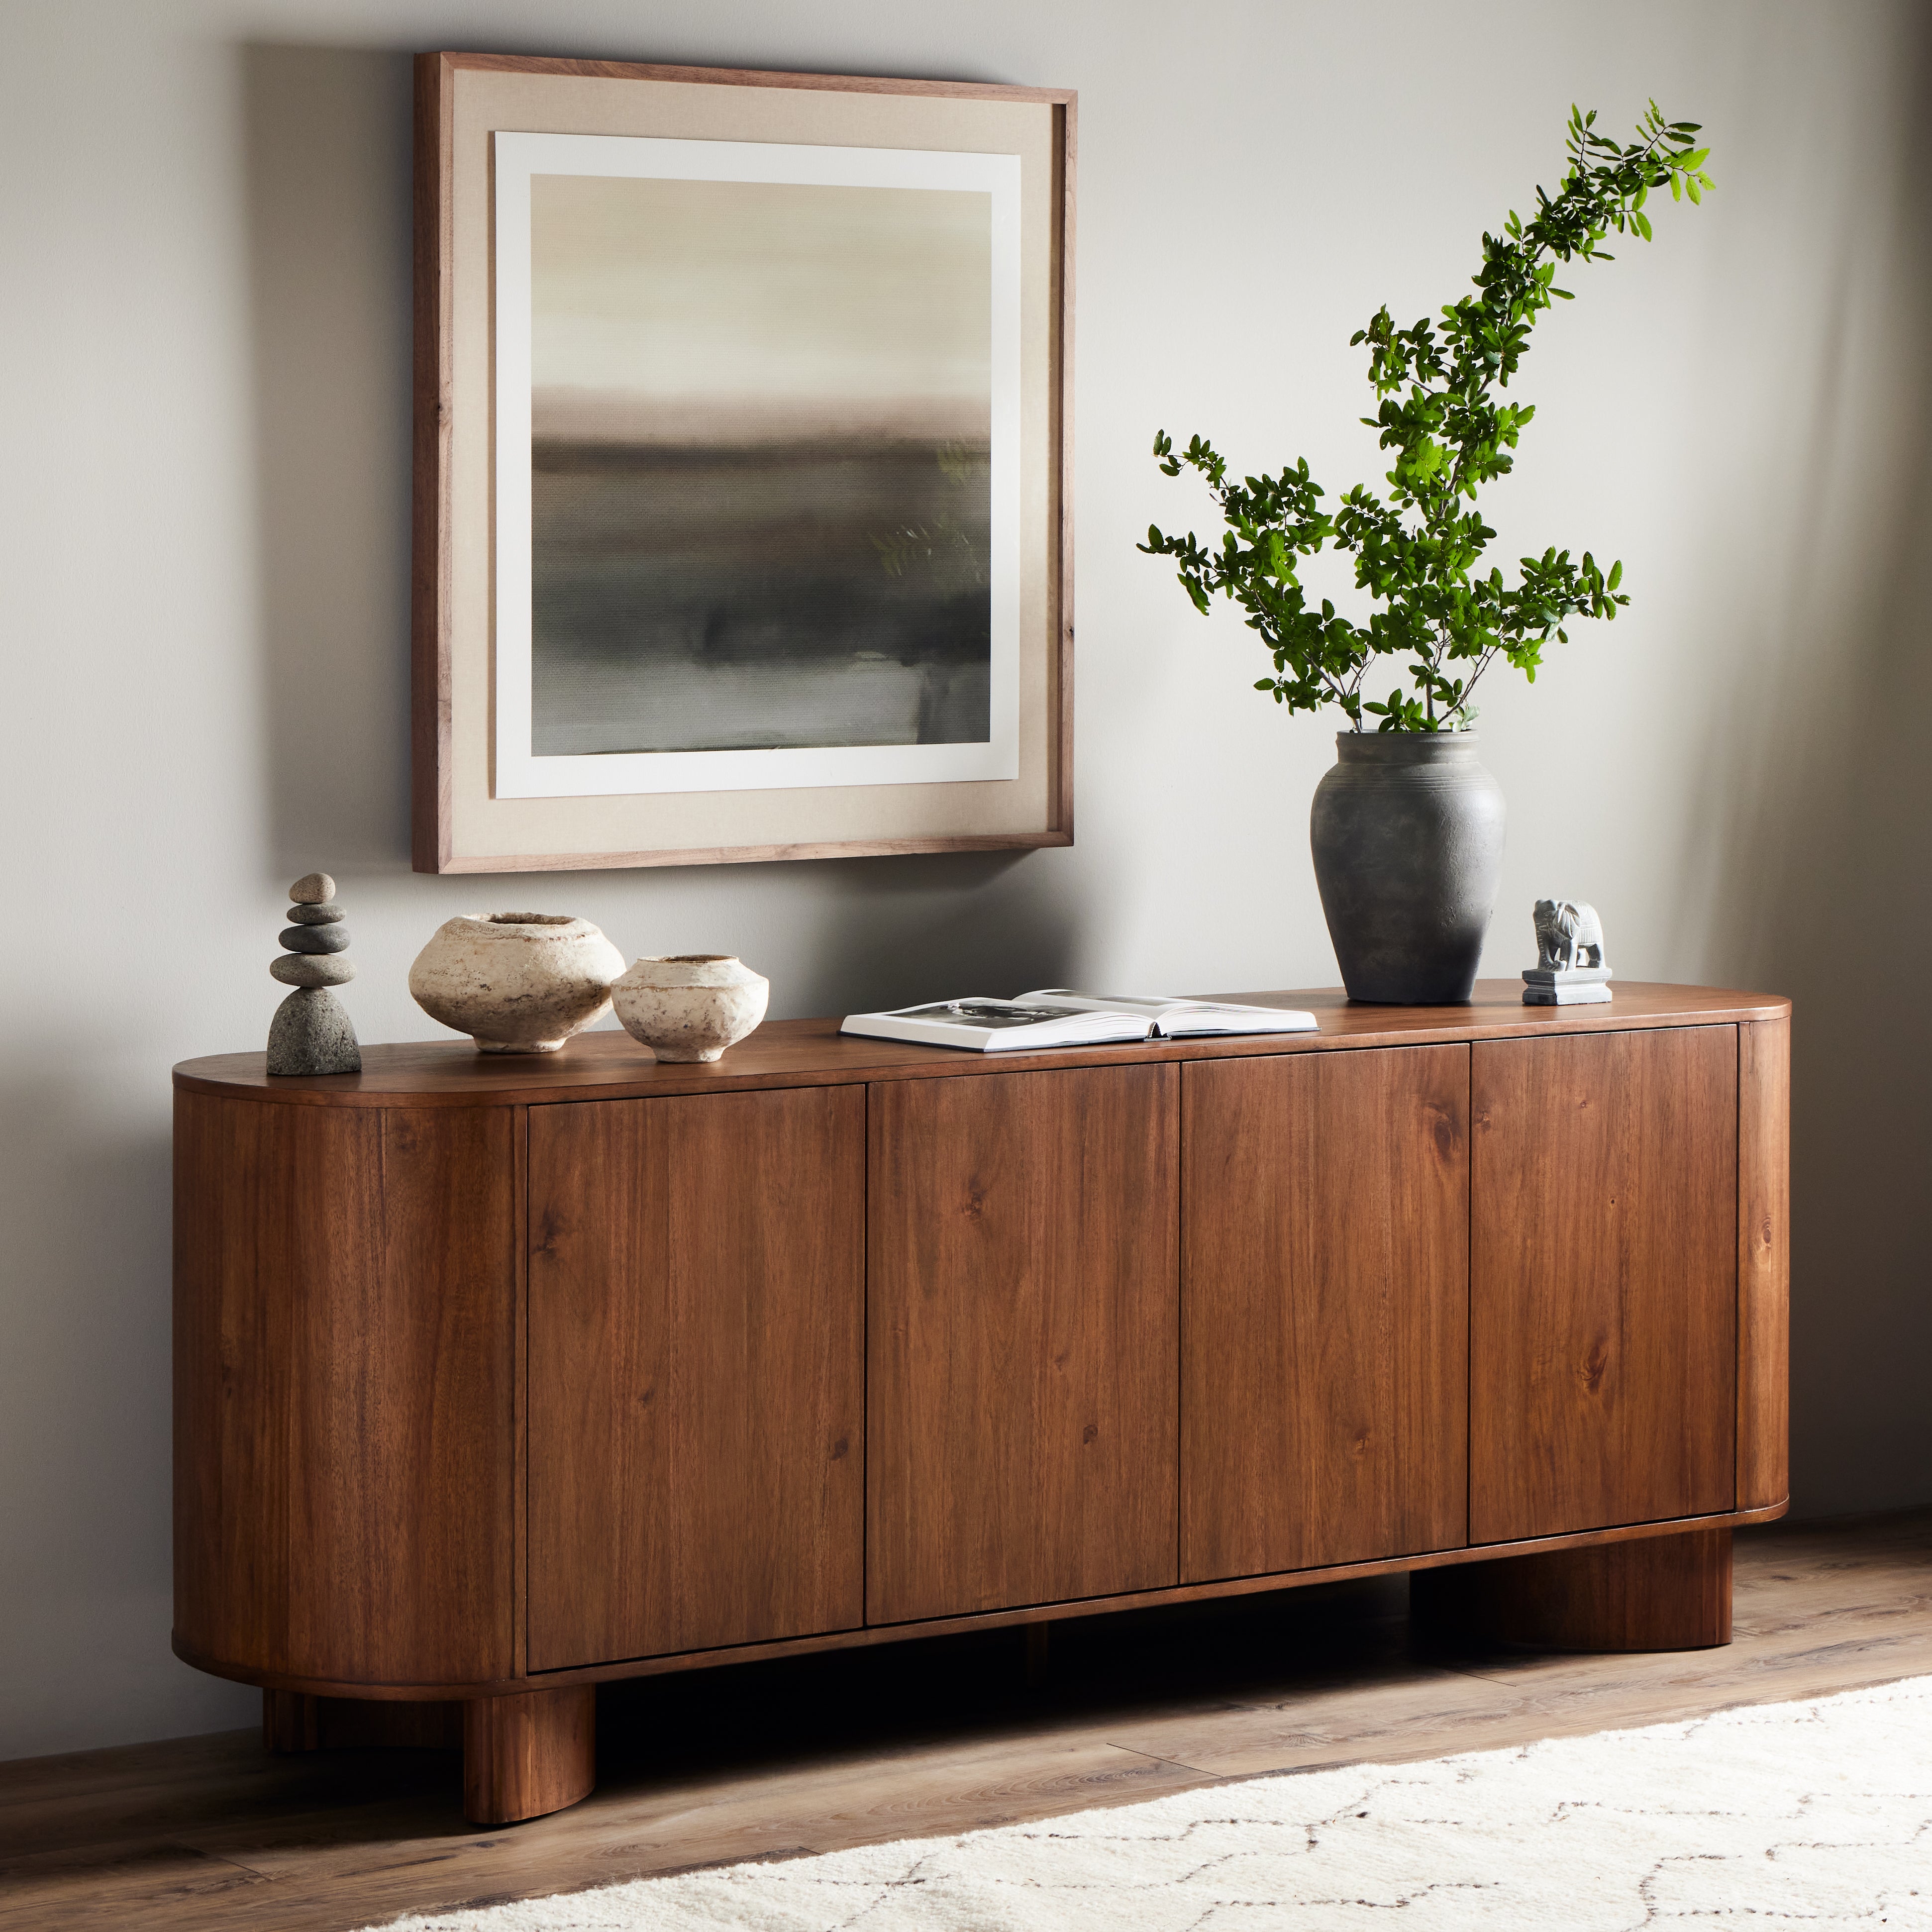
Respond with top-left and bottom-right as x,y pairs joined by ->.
840,989 -> 1319,1054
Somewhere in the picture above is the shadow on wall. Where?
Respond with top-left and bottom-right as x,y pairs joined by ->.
1687,16 -> 1932,1518
243,44 -> 415,875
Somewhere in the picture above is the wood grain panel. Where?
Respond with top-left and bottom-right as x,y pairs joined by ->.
1180,1045 -> 1469,1582
1737,1017 -> 1791,1510
173,1097 -> 515,1685
1470,1027 -> 1737,1544
175,1093 -> 365,1676
173,983 -> 1792,1109
527,1087 -> 865,1670
866,1064 -> 1180,1624
290,1108 -> 516,1683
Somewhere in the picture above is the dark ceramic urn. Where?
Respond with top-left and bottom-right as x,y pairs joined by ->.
1309,732 -> 1506,1005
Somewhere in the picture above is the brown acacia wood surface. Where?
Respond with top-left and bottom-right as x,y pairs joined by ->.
1469,1026 -> 1738,1543
867,1064 -> 1181,1623
9,1513 -> 1922,1932
1180,1045 -> 1469,1581
1412,1527 -> 1734,1652
1738,1017 -> 1792,1510
170,1501 -> 1788,1703
174,982 -> 1790,1108
461,1689 -> 595,1827
526,1089 -> 865,1669
174,1097 -> 516,1686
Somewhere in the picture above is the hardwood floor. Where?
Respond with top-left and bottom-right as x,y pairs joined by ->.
2,1510 -> 1927,1932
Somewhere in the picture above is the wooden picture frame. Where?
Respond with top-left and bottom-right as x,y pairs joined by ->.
412,51 -> 1075,874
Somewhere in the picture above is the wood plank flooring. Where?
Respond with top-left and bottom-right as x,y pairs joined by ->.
2,1510 -> 1927,1932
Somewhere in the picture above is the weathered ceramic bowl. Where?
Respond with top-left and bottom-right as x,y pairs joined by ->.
611,955 -> 769,1063
408,914 -> 624,1053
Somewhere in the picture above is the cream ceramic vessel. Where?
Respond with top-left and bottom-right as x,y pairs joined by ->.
611,955 -> 770,1063
408,914 -> 624,1053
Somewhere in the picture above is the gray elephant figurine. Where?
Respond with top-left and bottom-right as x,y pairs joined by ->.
1532,898 -> 1606,973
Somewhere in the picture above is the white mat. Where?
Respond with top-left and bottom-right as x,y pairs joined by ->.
374,1677 -> 1932,1930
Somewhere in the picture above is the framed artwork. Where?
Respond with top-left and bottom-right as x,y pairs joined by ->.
412,51 -> 1075,873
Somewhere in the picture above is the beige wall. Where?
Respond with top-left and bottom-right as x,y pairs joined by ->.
1,0 -> 1925,1760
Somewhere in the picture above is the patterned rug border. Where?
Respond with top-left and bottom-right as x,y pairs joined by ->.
367,1674 -> 1932,1931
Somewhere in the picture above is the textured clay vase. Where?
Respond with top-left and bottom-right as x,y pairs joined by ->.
408,914 -> 624,1052
1309,733 -> 1507,1005
611,955 -> 770,1063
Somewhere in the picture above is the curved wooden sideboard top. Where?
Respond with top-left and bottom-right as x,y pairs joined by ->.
175,979 -> 1791,1104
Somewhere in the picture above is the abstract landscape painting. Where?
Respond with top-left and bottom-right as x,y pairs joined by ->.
490,134 -> 1019,798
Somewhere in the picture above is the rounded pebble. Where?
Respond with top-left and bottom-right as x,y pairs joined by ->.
286,902 -> 345,925
270,952 -> 356,988
289,871 -> 336,904
279,923 -> 351,955
266,988 -> 361,1076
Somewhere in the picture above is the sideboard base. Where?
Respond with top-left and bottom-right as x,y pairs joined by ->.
263,1688 -> 597,1826
1412,1527 -> 1734,1652
244,1521 -> 1757,1824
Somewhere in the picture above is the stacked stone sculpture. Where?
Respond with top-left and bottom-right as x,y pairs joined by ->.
266,871 -> 362,1075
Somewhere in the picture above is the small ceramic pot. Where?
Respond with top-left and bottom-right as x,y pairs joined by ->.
611,955 -> 770,1063
408,914 -> 624,1052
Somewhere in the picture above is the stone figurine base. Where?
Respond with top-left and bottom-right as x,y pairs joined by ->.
266,988 -> 361,1075
1524,965 -> 1612,1007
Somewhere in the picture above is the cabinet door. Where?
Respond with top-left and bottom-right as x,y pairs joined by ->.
1470,1026 -> 1736,1544
867,1065 -> 1180,1624
1180,1045 -> 1469,1583
528,1087 -> 864,1670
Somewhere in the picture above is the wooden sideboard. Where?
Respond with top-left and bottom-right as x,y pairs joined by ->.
173,981 -> 1790,1824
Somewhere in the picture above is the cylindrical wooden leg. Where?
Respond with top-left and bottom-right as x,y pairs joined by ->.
264,1689 -> 323,1752
462,1687 -> 596,1825
1024,1621 -> 1051,1688
1412,1528 -> 1733,1653
263,1691 -> 464,1753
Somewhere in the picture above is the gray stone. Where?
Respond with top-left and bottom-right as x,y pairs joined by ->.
1523,901 -> 1614,1007
289,871 -> 336,905
1522,964 -> 1613,987
267,988 -> 362,1075
279,922 -> 351,955
1532,898 -> 1609,974
1309,732 -> 1506,1005
286,901 -> 345,925
270,952 -> 356,988
1523,982 -> 1613,1006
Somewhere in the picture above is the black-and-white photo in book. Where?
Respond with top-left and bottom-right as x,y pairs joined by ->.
839,990 -> 1319,1054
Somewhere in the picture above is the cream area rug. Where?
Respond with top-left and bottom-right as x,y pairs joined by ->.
376,1678 -> 1932,1931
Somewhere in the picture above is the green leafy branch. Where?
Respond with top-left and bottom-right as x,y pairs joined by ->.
1140,102 -> 1711,731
